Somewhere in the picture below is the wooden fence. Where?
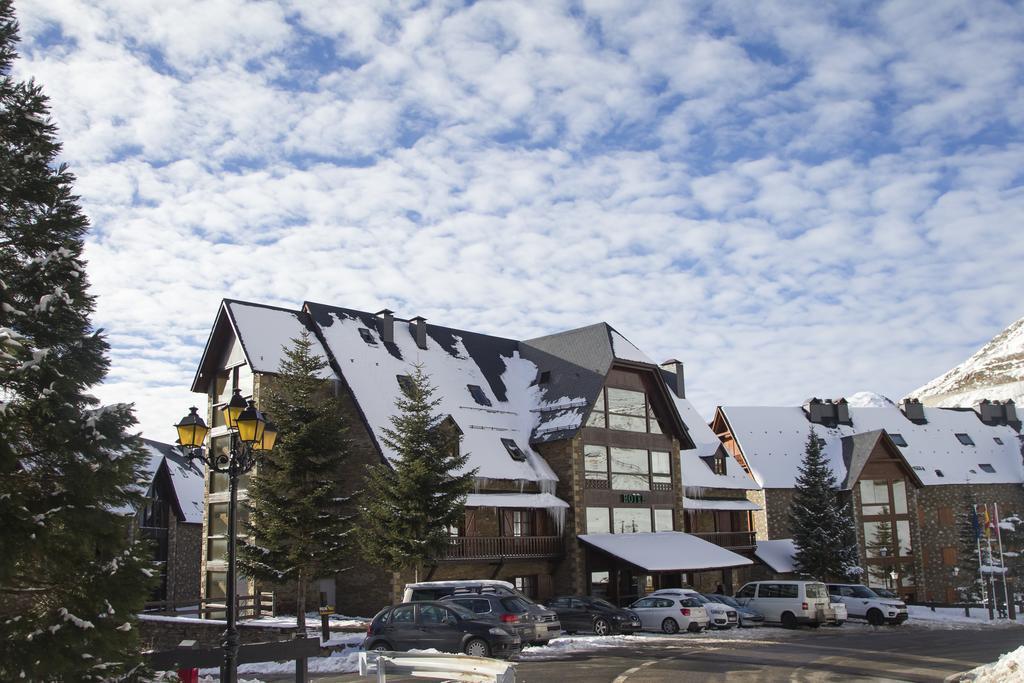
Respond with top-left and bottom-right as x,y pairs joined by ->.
142,592 -> 276,619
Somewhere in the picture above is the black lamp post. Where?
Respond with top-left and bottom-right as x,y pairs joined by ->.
175,390 -> 278,683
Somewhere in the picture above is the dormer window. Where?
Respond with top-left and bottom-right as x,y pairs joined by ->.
889,433 -> 908,447
466,384 -> 492,407
396,374 -> 414,396
935,469 -> 944,477
586,387 -> 663,434
534,370 -> 550,385
955,433 -> 975,446
994,437 -> 1004,445
501,438 -> 528,462
358,327 -> 376,345
978,463 -> 996,473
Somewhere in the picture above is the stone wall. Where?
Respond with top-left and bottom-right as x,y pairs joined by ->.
138,616 -> 299,651
761,488 -> 797,539
169,521 -> 202,604
746,489 -> 769,540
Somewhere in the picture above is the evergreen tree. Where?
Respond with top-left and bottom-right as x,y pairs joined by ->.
788,429 -> 859,581
238,330 -> 354,631
356,365 -> 476,580
954,494 -> 989,602
0,1 -> 154,677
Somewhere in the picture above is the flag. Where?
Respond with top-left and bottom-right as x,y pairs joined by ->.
983,504 -> 994,538
971,505 -> 982,539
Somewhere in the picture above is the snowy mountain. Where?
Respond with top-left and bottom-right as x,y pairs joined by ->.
909,316 -> 1024,408
845,391 -> 895,408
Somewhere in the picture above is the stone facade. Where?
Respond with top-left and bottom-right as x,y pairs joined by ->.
167,519 -> 202,604
758,488 -> 798,540
137,616 -> 298,651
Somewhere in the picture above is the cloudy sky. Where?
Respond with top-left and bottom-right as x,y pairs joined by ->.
15,0 -> 1024,441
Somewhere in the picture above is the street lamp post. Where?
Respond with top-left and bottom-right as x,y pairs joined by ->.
175,390 -> 278,683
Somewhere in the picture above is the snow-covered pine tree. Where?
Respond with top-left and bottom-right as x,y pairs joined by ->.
954,494 -> 988,602
788,429 -> 859,581
238,330 -> 354,631
356,365 -> 476,580
0,1 -> 154,678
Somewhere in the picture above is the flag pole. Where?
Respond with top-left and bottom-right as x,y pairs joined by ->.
973,503 -> 987,616
994,502 -> 1011,619
984,503 -> 998,619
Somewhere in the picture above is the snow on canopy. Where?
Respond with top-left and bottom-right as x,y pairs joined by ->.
719,405 -> 1024,488
579,532 -> 753,571
307,303 -> 559,487
754,538 -> 797,574
139,439 -> 205,524
681,497 -> 761,511
669,391 -> 759,490
464,493 -> 569,509
226,300 -> 335,378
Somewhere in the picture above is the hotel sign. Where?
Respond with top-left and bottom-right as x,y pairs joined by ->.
621,493 -> 645,504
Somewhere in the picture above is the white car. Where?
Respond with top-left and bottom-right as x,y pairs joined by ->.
629,595 -> 709,634
650,589 -> 737,629
826,584 -> 908,625
734,581 -> 834,628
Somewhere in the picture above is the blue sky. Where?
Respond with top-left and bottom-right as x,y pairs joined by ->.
15,0 -> 1024,440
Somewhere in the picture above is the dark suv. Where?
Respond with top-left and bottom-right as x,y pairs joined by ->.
548,596 -> 641,635
363,601 -> 521,659
441,591 -> 561,645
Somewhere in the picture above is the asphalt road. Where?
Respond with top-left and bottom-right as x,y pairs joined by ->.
281,624 -> 1024,682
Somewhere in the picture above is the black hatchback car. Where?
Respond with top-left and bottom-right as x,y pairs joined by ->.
548,596 -> 641,636
363,601 -> 522,659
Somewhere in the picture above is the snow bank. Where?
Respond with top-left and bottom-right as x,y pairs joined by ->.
199,648 -> 361,676
907,605 -> 1024,629
955,645 -> 1024,682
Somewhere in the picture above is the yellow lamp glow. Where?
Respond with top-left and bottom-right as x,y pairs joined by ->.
174,406 -> 209,449
235,400 -> 265,444
255,420 -> 278,452
223,388 -> 247,427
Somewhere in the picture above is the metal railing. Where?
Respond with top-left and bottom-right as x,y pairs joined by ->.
691,530 -> 756,549
442,536 -> 563,560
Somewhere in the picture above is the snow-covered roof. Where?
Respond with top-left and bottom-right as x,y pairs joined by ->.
307,303 -> 559,486
670,391 -> 759,491
226,300 -> 334,377
579,532 -> 753,571
464,493 -> 569,509
719,404 -> 1024,488
682,497 -> 761,511
140,439 -> 205,524
754,538 -> 797,574
608,329 -> 656,365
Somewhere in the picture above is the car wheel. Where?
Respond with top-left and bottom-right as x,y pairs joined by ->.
593,618 -> 611,636
368,640 -> 390,652
464,638 -> 491,658
661,618 -> 679,634
867,609 -> 884,626
781,612 -> 798,629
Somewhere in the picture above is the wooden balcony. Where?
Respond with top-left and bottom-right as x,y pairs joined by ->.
441,536 -> 564,561
691,530 -> 756,550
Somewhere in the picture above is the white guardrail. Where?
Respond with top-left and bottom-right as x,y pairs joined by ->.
358,651 -> 516,682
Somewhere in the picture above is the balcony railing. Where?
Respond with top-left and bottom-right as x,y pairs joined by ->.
692,530 -> 756,549
442,536 -> 564,561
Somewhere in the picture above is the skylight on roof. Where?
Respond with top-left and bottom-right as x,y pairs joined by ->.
396,374 -> 413,396
501,438 -> 528,462
935,469 -> 944,477
889,433 -> 908,447
467,384 -> 492,407
978,463 -> 996,473
912,465 -> 925,471
994,437 -> 1004,445
955,433 -> 975,446
358,327 -> 376,344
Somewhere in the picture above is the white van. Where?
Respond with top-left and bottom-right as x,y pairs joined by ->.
734,581 -> 834,628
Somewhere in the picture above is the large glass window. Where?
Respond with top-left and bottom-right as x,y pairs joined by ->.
584,445 -> 608,481
859,480 -> 890,515
892,480 -> 907,515
586,507 -> 610,533
610,447 -> 650,490
651,451 -> 671,489
654,509 -> 673,531
613,508 -> 652,534
586,389 -> 606,428
587,386 -> 663,433
896,520 -> 912,555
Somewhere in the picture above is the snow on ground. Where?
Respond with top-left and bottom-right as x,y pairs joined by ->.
198,647 -> 362,677
907,606 -> 1024,629
954,645 -> 1024,682
247,612 -> 370,631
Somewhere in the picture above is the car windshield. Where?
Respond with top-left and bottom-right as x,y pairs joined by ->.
805,583 -> 829,599
712,595 -> 740,608
680,597 -> 702,607
591,598 -> 617,610
692,594 -> 712,605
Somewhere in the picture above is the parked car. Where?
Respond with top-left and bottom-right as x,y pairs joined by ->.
363,601 -> 521,659
441,592 -> 561,645
734,581 -> 834,628
649,589 -> 737,629
403,580 -> 523,603
548,596 -> 641,635
702,594 -> 764,627
826,583 -> 908,625
629,595 -> 708,634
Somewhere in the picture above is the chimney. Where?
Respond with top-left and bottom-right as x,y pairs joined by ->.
660,359 -> 685,398
899,398 -> 926,423
835,397 -> 851,424
411,316 -> 428,350
803,398 -> 829,424
975,399 -> 1003,425
375,309 -> 394,344
1004,399 -> 1018,426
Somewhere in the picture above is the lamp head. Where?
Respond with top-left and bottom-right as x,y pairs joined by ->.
224,388 -> 247,427
235,400 -> 265,444
174,406 -> 209,449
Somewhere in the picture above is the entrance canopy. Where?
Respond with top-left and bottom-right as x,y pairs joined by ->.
464,493 -> 569,509
579,532 -> 753,572
682,497 -> 761,511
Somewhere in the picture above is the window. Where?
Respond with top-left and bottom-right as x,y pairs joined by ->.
207,571 -> 228,600
419,604 -> 449,624
892,480 -> 907,515
859,480 -> 890,515
586,507 -> 610,533
452,598 -> 490,614
610,447 -> 650,490
735,584 -> 755,599
466,384 -> 492,406
993,437 -> 1004,445
613,508 -> 652,533
941,547 -> 957,566
912,465 -> 925,472
760,584 -> 797,599
584,445 -> 609,482
358,327 -> 376,344
632,597 -> 655,609
501,438 -> 528,462
590,571 -> 610,596
896,520 -> 912,555
586,389 -> 606,428
512,576 -> 537,599
651,451 -> 672,489
587,386 -> 663,433
889,433 -> 908,447
978,463 -> 996,474
536,370 -> 550,385
955,433 -> 975,446
505,510 -> 533,538
938,507 -> 954,526
391,605 -> 415,623
654,509 -> 673,531
396,374 -> 414,395
935,469 -> 944,478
